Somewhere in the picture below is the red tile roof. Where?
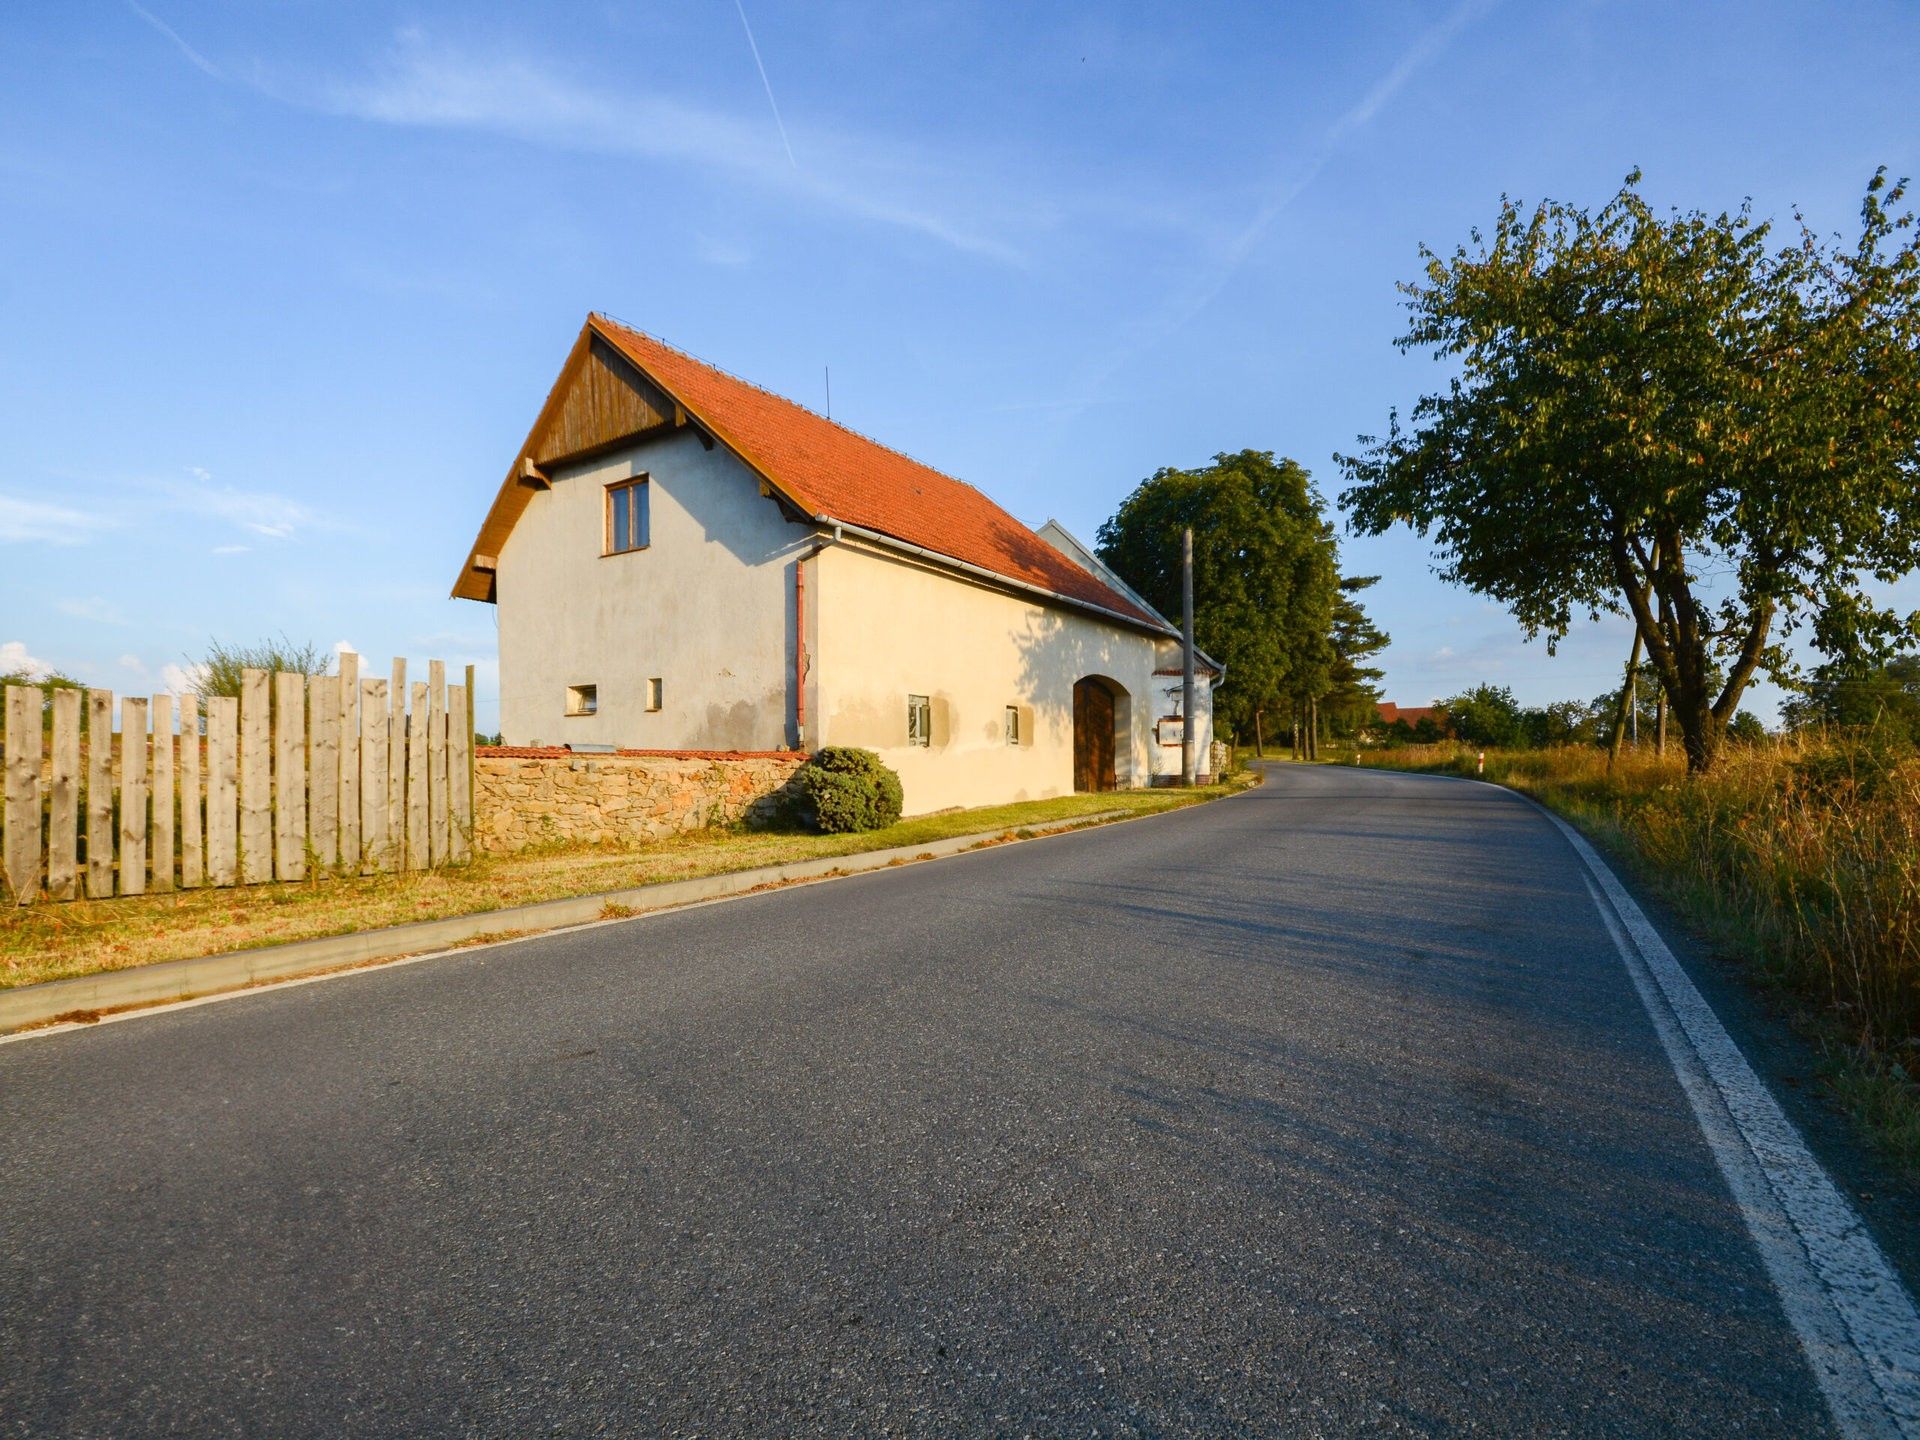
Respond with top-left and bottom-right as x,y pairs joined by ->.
1376,702 -> 1446,728
591,317 -> 1163,629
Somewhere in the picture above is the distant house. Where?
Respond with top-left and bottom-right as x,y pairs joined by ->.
1376,701 -> 1448,735
453,315 -> 1221,815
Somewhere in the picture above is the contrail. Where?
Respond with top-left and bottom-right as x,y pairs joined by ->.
733,0 -> 796,168
126,0 -> 221,79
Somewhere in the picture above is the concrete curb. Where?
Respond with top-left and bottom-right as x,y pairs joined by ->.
0,808 -> 1137,1034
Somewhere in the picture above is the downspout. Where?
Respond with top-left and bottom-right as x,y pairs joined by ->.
795,536 -> 832,750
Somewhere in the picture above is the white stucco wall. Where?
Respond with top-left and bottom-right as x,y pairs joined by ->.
809,541 -> 1213,815
495,431 -> 808,750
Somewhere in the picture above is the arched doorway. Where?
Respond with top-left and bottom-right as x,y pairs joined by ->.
1072,677 -> 1123,792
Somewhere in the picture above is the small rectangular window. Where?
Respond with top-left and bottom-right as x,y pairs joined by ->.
907,693 -> 930,747
566,684 -> 597,717
1005,705 -> 1020,745
646,677 -> 663,711
605,477 -> 650,555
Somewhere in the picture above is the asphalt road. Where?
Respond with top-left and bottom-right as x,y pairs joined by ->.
0,765 -> 1872,1435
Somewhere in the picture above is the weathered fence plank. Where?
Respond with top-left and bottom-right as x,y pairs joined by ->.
274,671 -> 306,881
338,651 -> 360,871
360,678 -> 389,874
86,689 -> 113,898
308,674 -> 339,869
48,688 -> 80,901
151,694 -> 175,893
9,656 -> 473,905
447,683 -> 471,864
179,693 -> 202,889
207,696 -> 238,887
239,669 -> 270,884
407,680 -> 429,870
388,658 -> 406,856
119,697 -> 148,897
428,660 -> 448,867
3,687 -> 41,904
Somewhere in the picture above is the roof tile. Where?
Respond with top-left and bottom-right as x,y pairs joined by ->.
593,317 -> 1160,628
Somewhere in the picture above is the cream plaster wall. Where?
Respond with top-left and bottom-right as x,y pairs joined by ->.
496,431 -> 808,750
810,542 -> 1213,815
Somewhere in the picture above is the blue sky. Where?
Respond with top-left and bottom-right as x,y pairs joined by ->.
3,0 -> 1916,729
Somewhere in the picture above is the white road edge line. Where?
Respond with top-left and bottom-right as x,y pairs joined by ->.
1558,817 -> 1920,1439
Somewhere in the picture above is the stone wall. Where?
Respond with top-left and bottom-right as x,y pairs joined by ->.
474,747 -> 807,854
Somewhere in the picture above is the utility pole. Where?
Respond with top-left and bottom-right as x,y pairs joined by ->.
1181,526 -> 1196,786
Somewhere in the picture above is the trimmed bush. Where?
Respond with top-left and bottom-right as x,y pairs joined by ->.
793,746 -> 904,833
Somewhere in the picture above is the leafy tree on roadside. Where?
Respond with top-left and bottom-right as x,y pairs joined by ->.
1097,451 -> 1338,746
1782,653 -> 1920,744
1339,170 -> 1920,773
1442,683 -> 1526,748
1321,576 -> 1391,737
1726,711 -> 1770,745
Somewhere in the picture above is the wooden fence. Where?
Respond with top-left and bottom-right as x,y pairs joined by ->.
0,660 -> 473,907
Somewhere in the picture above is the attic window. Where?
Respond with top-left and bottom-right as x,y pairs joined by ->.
566,684 -> 597,717
606,477 -> 649,555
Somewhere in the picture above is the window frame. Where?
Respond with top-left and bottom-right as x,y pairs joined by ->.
646,677 -> 663,712
907,693 -> 931,747
604,475 -> 651,556
565,683 -> 598,717
1004,705 -> 1020,746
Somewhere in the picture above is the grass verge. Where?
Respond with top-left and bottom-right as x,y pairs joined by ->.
1347,740 -> 1920,1180
0,780 -> 1248,992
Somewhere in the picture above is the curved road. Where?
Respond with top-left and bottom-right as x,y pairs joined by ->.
2,764 -> 1911,1435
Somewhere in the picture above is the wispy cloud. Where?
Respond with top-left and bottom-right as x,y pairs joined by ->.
56,596 -> 127,626
152,473 -> 316,539
210,543 -> 251,555
0,495 -> 111,545
126,0 -> 221,79
161,660 -> 206,695
308,35 -> 1022,261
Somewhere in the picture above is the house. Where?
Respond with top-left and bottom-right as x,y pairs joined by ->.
453,315 -> 1220,815
1376,701 -> 1447,734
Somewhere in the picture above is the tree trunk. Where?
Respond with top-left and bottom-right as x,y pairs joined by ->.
1254,708 -> 1264,759
1607,629 -> 1644,773
1655,690 -> 1667,757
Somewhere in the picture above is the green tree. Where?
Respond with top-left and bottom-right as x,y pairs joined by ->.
1096,451 -> 1338,747
1443,683 -> 1525,748
1339,170 -> 1920,773
1782,653 -> 1920,744
189,635 -> 330,702
1321,575 -> 1391,739
0,666 -> 86,740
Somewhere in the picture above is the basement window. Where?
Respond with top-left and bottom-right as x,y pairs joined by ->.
1005,705 -> 1020,745
566,684 -> 597,717
605,476 -> 650,555
647,677 -> 663,711
907,694 -> 931,747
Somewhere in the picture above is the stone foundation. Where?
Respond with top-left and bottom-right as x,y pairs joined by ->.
474,747 -> 807,854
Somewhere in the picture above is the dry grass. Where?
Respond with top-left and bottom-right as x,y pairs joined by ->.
1356,738 -> 1920,1174
0,782 -> 1245,992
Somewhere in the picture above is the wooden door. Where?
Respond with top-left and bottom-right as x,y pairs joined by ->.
1073,680 -> 1116,792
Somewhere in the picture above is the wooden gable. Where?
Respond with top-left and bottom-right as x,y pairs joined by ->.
452,325 -> 688,602
529,333 -> 676,469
